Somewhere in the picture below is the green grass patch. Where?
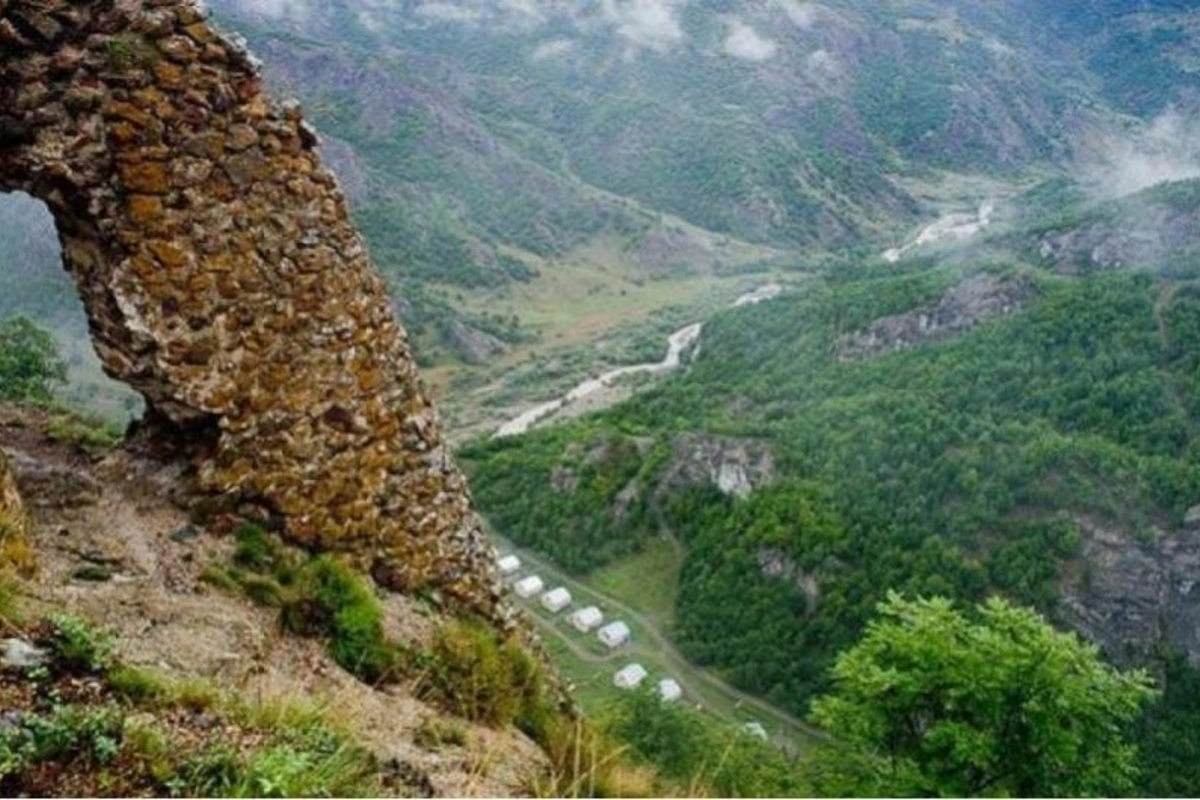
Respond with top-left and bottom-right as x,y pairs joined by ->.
414,617 -> 558,735
42,411 -> 122,453
280,556 -> 405,684
205,524 -> 407,685
586,537 -> 683,631
0,613 -> 385,797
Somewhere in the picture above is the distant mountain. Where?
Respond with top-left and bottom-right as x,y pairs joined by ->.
4,0 -> 1198,365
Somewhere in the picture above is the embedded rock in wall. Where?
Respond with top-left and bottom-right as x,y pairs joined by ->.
0,0 -> 502,620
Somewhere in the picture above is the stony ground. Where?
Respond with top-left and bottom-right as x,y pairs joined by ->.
0,404 -> 547,798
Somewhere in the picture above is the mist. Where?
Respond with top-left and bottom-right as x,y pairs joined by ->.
1081,109 -> 1200,199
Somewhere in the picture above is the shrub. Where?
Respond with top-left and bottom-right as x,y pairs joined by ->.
45,614 -> 114,674
0,316 -> 66,404
279,556 -> 404,683
231,523 -> 279,572
416,617 -> 554,730
42,413 -> 121,452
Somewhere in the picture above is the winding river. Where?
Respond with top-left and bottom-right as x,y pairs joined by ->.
494,283 -> 781,438
883,199 -> 995,263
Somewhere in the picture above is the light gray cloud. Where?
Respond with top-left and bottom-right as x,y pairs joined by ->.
806,48 -> 840,80
233,0 -> 310,19
776,0 -> 818,29
375,0 -> 695,54
532,38 -> 575,61
600,0 -> 687,52
1084,110 -> 1200,198
724,19 -> 777,62
414,2 -> 483,23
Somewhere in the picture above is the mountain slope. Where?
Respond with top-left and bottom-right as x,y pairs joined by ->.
461,177 -> 1200,716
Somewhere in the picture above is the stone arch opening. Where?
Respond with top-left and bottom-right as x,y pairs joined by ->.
0,0 -> 501,619
0,191 -> 141,417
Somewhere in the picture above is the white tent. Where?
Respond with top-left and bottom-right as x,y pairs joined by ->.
613,663 -> 648,689
597,620 -> 631,648
497,555 -> 521,574
540,587 -> 572,613
513,575 -> 544,598
743,722 -> 768,741
658,678 -> 682,702
570,606 -> 603,632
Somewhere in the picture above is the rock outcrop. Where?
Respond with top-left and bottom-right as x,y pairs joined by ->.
0,0 -> 501,620
1060,513 -> 1200,667
658,433 -> 776,500
838,273 -> 1033,360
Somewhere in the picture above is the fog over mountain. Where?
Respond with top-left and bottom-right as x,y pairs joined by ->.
1083,110 -> 1200,199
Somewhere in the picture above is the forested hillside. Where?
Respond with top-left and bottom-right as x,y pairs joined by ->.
461,177 -> 1200,792
5,0 -> 1197,381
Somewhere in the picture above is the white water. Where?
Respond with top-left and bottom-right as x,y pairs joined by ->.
493,284 -> 782,438
883,200 -> 995,263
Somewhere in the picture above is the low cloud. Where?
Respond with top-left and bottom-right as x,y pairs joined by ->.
402,0 -> 689,54
806,48 -> 841,81
776,0 -> 818,29
601,0 -> 687,52
414,2 -> 483,23
532,38 -> 574,61
724,19 -> 777,62
1083,110 -> 1200,198
233,0 -> 311,19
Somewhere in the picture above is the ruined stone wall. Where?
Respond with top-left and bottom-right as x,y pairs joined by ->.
0,0 -> 503,620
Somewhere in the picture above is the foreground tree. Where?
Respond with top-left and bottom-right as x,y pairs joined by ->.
0,315 -> 66,403
808,592 -> 1156,797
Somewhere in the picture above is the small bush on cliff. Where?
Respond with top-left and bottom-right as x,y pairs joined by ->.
415,617 -> 554,730
0,510 -> 36,580
45,613 -> 115,674
42,412 -> 122,453
280,555 -> 405,683
203,524 -> 406,684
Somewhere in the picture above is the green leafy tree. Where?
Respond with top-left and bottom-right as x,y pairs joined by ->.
808,592 -> 1157,798
0,315 -> 66,403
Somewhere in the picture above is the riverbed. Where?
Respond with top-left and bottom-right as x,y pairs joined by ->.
493,283 -> 781,437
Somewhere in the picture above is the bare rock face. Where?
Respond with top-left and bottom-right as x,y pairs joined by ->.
1060,515 -> 1200,667
659,433 -> 776,500
0,0 -> 502,621
838,273 -> 1033,360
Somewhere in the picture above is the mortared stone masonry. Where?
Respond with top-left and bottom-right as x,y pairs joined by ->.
0,0 -> 505,621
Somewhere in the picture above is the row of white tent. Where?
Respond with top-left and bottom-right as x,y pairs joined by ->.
497,555 -> 682,703
499,555 -> 632,648
613,663 -> 683,702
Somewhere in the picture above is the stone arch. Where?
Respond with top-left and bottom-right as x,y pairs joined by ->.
0,0 -> 501,618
